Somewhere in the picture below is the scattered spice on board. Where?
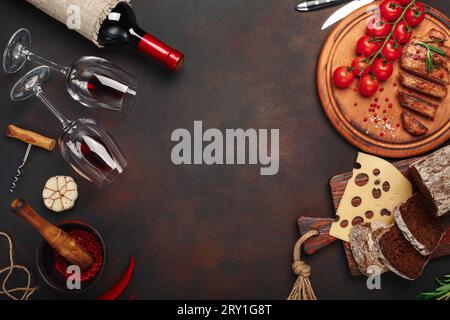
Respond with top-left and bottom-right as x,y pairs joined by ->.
363,99 -> 398,138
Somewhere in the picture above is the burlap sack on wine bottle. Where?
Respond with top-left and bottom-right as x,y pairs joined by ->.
25,0 -> 130,47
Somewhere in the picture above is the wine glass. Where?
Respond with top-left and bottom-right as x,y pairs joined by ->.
4,28 -> 137,112
11,66 -> 127,187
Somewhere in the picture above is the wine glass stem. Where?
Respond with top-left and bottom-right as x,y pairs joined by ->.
34,87 -> 72,129
23,49 -> 68,75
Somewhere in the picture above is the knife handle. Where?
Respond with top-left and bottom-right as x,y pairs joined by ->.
297,216 -> 338,254
296,0 -> 348,11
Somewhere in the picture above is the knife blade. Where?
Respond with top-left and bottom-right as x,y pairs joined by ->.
296,0 -> 349,12
321,0 -> 376,30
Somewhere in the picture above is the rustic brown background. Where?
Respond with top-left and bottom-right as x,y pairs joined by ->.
0,0 -> 448,300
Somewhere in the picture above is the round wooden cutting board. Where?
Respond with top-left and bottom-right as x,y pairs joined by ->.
317,2 -> 450,158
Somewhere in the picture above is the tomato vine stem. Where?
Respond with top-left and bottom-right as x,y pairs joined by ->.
360,0 -> 417,76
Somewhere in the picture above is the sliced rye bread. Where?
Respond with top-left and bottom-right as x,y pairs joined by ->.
394,194 -> 444,256
349,222 -> 389,276
409,145 -> 450,217
378,224 -> 430,280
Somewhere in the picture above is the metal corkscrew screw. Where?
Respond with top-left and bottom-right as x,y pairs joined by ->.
6,125 -> 56,193
10,144 -> 32,193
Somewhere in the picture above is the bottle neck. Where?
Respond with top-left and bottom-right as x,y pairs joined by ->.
99,2 -> 184,71
128,27 -> 184,71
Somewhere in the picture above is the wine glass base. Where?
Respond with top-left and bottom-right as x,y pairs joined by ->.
10,66 -> 50,101
3,28 -> 31,74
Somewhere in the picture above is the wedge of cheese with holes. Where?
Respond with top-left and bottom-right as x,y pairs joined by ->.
330,153 -> 413,242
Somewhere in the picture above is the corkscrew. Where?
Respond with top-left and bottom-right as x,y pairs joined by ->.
6,125 -> 56,193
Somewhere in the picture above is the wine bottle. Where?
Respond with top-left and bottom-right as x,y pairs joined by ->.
25,0 -> 184,71
98,2 -> 184,71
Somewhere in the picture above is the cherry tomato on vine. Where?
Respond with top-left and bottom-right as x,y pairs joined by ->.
394,21 -> 412,44
356,36 -> 381,57
359,74 -> 380,97
381,39 -> 403,61
372,58 -> 394,81
366,17 -> 392,37
380,0 -> 403,22
351,57 -> 372,77
333,66 -> 355,88
405,2 -> 426,27
397,0 -> 413,5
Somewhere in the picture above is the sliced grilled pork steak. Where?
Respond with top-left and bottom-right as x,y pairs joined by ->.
401,111 -> 428,136
420,28 -> 446,45
401,43 -> 448,86
444,45 -> 450,59
398,89 -> 439,119
378,224 -> 430,280
394,194 -> 444,256
399,72 -> 447,99
401,29 -> 449,85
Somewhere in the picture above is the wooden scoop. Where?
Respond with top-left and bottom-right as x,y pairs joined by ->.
11,199 -> 93,271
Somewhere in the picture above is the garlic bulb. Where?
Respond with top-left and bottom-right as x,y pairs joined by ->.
42,176 -> 78,212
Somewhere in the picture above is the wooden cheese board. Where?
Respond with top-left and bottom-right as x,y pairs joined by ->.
317,2 -> 450,158
297,156 -> 450,276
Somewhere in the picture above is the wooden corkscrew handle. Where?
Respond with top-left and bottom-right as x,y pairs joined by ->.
10,199 -> 94,271
6,124 -> 56,151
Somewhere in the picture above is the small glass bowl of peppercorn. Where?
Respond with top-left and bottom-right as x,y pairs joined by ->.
35,220 -> 106,293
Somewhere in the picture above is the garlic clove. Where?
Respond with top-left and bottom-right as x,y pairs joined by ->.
42,176 -> 78,213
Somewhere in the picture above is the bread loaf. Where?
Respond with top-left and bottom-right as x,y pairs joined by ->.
410,146 -> 450,217
349,222 -> 388,276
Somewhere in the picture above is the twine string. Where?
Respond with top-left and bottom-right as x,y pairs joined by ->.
287,230 -> 319,300
0,232 -> 37,300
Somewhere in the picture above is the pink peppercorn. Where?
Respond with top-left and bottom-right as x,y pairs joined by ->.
53,229 -> 103,283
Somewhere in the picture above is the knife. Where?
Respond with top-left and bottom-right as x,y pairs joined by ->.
296,0 -> 349,12
321,0 -> 376,30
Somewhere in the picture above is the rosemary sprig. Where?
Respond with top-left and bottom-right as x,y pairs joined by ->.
416,41 -> 446,73
418,275 -> 450,300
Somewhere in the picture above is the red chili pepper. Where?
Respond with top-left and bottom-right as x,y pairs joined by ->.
97,256 -> 135,300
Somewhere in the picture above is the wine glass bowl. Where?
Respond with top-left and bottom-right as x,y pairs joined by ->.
3,28 -> 31,74
11,66 -> 127,187
4,28 -> 138,113
66,56 -> 137,112
59,119 -> 127,187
